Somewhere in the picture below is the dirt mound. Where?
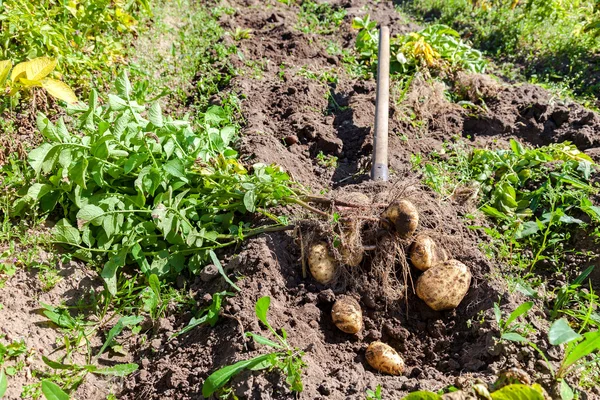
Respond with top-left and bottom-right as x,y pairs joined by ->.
120,0 -> 600,399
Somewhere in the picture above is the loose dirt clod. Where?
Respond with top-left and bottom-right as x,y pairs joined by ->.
416,259 -> 472,311
365,341 -> 405,375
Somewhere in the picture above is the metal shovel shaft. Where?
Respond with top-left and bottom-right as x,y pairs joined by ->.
371,26 -> 390,181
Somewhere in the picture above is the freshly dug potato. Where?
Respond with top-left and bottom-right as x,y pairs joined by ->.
416,259 -> 471,311
410,234 -> 448,271
381,199 -> 419,238
308,242 -> 336,284
365,341 -> 405,375
331,296 -> 362,334
340,220 -> 363,267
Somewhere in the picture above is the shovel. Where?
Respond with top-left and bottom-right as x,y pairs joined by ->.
371,26 -> 390,182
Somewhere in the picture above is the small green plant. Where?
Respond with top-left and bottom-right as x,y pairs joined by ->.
366,384 -> 383,400
500,318 -> 600,399
230,27 -> 252,41
494,300 -> 534,341
297,1 -> 347,34
316,151 -> 338,168
551,265 -> 600,329
202,296 -> 306,397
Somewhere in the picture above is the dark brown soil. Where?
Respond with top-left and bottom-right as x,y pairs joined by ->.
118,1 -> 600,399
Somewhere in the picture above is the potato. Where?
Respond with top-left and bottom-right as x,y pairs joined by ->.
381,199 -> 419,238
308,242 -> 336,284
416,259 -> 471,311
331,296 -> 362,334
340,220 -> 363,267
365,341 -> 405,375
410,235 -> 448,271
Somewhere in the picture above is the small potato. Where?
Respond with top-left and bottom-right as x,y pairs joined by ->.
416,259 -> 472,311
381,199 -> 419,238
365,341 -> 405,375
331,296 -> 362,334
410,235 -> 448,271
308,242 -> 336,284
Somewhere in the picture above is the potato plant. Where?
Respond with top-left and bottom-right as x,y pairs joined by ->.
15,71 -> 299,293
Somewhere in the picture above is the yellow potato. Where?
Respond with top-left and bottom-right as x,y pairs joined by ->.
410,234 -> 448,271
416,259 -> 472,311
308,242 -> 336,284
365,341 -> 405,375
331,296 -> 363,334
381,199 -> 419,238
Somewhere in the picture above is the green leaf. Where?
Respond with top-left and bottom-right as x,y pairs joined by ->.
246,332 -> 284,349
163,159 -> 189,183
255,296 -> 271,328
504,302 -> 533,329
561,331 -> 600,373
560,380 -> 574,400
92,363 -> 138,376
77,204 -> 105,227
41,303 -> 77,329
548,319 -> 581,345
115,70 -> 132,100
515,221 -> 539,239
97,315 -> 144,357
202,354 -> 276,398
243,190 -> 257,212
42,356 -> 76,370
0,369 -> 7,398
69,158 -> 88,188
209,250 -> 240,292
41,380 -> 70,400
501,332 -> 527,343
101,248 -> 128,296
402,392 -> 441,400
53,219 -> 81,245
510,139 -> 524,156
148,102 -> 163,127
490,384 -> 544,400
27,183 -> 53,200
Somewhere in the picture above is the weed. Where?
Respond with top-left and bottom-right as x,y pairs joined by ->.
230,27 -> 253,41
550,265 -> 600,330
418,140 -> 598,275
366,384 -> 383,400
202,296 -> 306,397
296,1 -> 347,35
494,300 -> 534,341
502,317 -> 600,399
316,151 -> 339,169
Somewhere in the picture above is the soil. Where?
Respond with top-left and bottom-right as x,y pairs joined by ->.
4,0 -> 600,399
115,0 -> 600,399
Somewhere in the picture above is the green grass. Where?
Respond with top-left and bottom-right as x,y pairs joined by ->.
402,0 -> 600,103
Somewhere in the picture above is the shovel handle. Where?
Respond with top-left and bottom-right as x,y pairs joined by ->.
371,26 -> 390,182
